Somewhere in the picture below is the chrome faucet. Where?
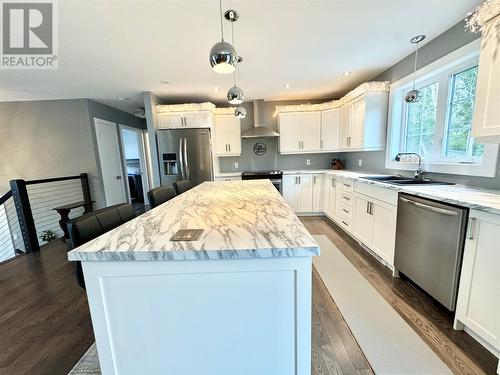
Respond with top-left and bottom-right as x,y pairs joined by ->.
395,152 -> 424,180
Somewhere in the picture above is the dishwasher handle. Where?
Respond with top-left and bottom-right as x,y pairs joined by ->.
399,196 -> 458,216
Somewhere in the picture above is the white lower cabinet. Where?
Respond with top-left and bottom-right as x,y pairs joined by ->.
312,174 -> 324,212
455,210 -> 500,360
352,191 -> 397,265
282,175 -> 313,213
323,175 -> 337,219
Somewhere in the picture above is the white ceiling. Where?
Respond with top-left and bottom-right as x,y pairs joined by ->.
0,0 -> 480,113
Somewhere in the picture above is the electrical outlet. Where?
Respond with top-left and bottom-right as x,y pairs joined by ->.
234,162 -> 239,169
306,159 -> 311,166
358,158 -> 363,167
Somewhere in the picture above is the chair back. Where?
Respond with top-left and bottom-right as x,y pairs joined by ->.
173,179 -> 193,195
68,203 -> 135,288
147,186 -> 176,208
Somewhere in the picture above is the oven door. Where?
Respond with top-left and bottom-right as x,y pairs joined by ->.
270,179 -> 282,194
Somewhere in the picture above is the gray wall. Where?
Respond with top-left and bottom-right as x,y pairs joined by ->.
87,100 -> 146,130
218,100 -> 337,173
0,99 -> 103,204
340,20 -> 500,189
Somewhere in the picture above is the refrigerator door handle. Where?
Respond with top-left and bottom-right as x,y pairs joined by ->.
183,137 -> 190,180
178,137 -> 185,179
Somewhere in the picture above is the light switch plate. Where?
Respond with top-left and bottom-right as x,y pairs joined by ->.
234,162 -> 239,169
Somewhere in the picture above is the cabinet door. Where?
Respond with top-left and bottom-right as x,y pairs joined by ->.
321,109 -> 340,151
456,211 -> 500,349
334,180 -> 343,222
214,116 -> 228,156
323,176 -> 331,215
186,112 -> 212,127
312,174 -> 324,213
158,113 -> 184,129
282,175 -> 298,211
226,116 -> 241,155
279,113 -> 300,153
472,16 -> 500,142
371,200 -> 397,265
351,98 -> 366,149
300,112 -> 321,151
327,177 -> 337,219
297,175 -> 313,212
339,103 -> 353,149
352,194 -> 373,245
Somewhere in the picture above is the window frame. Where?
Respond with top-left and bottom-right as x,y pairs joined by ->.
385,39 -> 499,177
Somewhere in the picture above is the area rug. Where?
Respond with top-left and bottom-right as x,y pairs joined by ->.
68,343 -> 100,375
313,234 -> 452,375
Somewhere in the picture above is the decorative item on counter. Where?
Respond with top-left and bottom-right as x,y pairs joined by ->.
465,0 -> 500,33
253,142 -> 267,156
40,230 -> 56,243
330,157 -> 344,170
405,35 -> 426,103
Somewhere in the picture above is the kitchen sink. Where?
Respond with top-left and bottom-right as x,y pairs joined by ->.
361,175 -> 455,186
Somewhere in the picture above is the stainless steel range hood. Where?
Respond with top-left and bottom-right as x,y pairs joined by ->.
241,100 -> 280,138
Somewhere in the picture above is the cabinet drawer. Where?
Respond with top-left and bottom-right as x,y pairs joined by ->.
339,217 -> 351,230
341,179 -> 355,193
341,192 -> 353,207
355,181 -> 398,206
340,203 -> 353,219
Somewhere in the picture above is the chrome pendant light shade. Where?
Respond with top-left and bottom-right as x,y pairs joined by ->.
209,41 -> 238,74
405,34 -> 426,104
227,85 -> 244,104
235,106 -> 247,119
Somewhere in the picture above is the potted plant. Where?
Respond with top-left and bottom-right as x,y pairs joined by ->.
40,230 -> 57,244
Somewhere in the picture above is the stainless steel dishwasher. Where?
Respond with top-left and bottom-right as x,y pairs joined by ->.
394,193 -> 468,311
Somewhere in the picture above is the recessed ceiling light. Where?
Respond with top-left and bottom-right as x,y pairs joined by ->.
284,83 -> 291,88
213,87 -> 220,92
117,97 -> 129,101
160,80 -> 170,84
343,71 -> 351,77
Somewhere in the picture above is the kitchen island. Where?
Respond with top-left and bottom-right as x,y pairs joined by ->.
68,180 -> 319,375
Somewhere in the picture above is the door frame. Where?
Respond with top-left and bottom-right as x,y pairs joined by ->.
118,125 -> 151,206
93,118 -> 128,207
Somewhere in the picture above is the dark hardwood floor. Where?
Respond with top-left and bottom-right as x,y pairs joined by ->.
0,241 -> 94,375
302,216 -> 498,375
2,216 -> 494,374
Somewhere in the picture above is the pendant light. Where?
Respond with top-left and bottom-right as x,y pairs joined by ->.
235,106 -> 247,118
405,35 -> 426,103
209,0 -> 238,74
225,9 -> 245,104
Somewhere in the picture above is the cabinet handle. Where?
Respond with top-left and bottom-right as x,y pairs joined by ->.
344,183 -> 351,188
342,220 -> 349,226
331,178 -> 335,188
343,208 -> 350,214
295,176 -> 298,184
343,195 -> 350,201
369,202 -> 374,215
467,217 -> 477,240
298,176 -> 301,184
366,202 -> 370,214
313,176 -> 317,184
229,144 -> 231,152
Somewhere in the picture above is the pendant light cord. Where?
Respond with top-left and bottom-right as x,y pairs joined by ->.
219,0 -> 224,41
232,21 -> 236,86
412,41 -> 419,90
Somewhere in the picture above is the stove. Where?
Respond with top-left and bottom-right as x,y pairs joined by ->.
241,170 -> 283,194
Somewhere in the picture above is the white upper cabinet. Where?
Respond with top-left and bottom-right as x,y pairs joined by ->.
472,15 -> 500,143
321,108 -> 340,151
157,111 -> 213,129
339,93 -> 388,151
214,115 -> 241,156
278,112 -> 321,153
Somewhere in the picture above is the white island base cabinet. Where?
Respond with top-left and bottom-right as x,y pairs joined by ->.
83,257 -> 313,375
454,209 -> 500,373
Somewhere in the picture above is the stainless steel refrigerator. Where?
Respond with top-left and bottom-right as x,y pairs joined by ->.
157,129 -> 213,187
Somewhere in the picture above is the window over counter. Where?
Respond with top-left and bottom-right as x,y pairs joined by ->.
386,39 -> 498,177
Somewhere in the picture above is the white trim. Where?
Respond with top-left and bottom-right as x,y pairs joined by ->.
118,125 -> 151,207
385,39 -> 499,177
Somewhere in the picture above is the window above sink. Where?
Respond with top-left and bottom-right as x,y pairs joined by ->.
385,39 -> 499,178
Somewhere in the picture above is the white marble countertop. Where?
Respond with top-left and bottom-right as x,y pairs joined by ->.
283,169 -> 500,215
68,180 -> 320,262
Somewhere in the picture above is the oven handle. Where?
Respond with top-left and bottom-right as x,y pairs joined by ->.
399,197 -> 458,216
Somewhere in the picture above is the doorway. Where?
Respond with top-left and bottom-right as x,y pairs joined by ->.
119,125 -> 150,213
94,118 -> 127,206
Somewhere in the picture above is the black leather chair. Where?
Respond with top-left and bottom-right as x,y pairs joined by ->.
147,186 -> 176,208
67,203 -> 135,289
173,179 -> 193,195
